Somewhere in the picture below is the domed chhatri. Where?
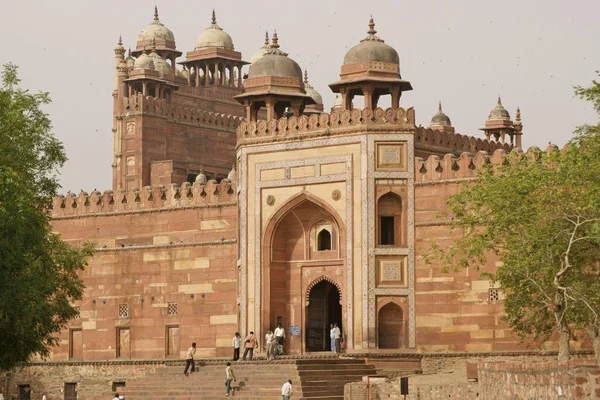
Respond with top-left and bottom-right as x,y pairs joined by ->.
195,10 -> 234,50
134,7 -> 178,55
430,102 -> 452,127
149,50 -> 174,77
303,70 -> 324,115
343,17 -> 399,65
488,96 -> 511,121
249,31 -> 271,64
133,52 -> 155,71
329,16 -> 412,111
247,32 -> 303,80
235,31 -> 315,121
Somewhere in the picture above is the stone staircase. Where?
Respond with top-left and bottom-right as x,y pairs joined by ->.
116,356 -> 377,400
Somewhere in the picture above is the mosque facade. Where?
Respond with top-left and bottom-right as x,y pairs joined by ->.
47,8 -> 530,361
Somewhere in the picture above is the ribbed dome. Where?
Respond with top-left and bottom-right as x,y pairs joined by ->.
303,70 -> 323,104
248,32 -> 302,80
195,10 -> 234,50
488,96 -> 511,121
250,31 -> 271,64
343,17 -> 399,65
134,53 -> 155,71
149,51 -> 173,76
430,102 -> 452,126
137,7 -> 176,48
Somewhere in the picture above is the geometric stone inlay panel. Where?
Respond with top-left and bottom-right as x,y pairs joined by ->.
376,142 -> 408,171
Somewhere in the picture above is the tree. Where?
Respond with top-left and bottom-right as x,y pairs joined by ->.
425,76 -> 600,361
0,63 -> 94,371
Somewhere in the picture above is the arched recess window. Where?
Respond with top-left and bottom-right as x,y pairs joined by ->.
317,229 -> 332,251
378,192 -> 402,246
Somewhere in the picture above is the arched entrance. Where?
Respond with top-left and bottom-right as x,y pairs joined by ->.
378,302 -> 404,349
306,279 -> 342,352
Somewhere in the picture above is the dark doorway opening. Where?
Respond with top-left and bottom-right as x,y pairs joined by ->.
380,216 -> 395,245
306,279 -> 342,352
18,385 -> 31,400
378,302 -> 404,349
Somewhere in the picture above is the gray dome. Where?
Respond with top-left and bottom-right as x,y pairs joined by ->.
227,165 -> 237,181
250,31 -> 271,64
488,96 -> 511,121
125,50 -> 136,68
134,53 -> 155,71
149,51 -> 173,76
248,33 -> 302,80
195,11 -> 234,50
343,18 -> 399,65
303,70 -> 323,104
195,171 -> 207,185
430,102 -> 452,126
137,7 -> 176,47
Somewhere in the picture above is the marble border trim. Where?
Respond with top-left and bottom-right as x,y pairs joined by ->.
254,154 -> 352,347
367,134 -> 415,348
373,248 -> 409,256
239,135 -> 366,351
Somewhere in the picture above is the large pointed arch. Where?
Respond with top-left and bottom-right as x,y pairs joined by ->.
306,275 -> 343,304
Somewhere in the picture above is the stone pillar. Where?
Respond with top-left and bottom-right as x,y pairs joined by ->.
195,64 -> 200,87
171,55 -> 176,75
229,65 -> 234,87
214,62 -> 220,86
186,66 -> 191,86
142,81 -> 147,96
204,64 -> 210,86
238,66 -> 243,88
265,99 -> 274,121
362,87 -> 374,109
155,83 -> 160,98
390,87 -> 400,109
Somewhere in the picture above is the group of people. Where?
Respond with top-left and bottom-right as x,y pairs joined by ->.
330,322 -> 343,353
231,323 -> 286,361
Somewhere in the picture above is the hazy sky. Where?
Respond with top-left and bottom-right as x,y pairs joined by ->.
2,0 -> 599,192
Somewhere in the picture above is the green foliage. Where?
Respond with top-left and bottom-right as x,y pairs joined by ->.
0,63 -> 94,370
425,110 -> 600,359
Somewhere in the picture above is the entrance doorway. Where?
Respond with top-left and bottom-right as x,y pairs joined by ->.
17,385 -> 31,400
378,302 -> 404,349
306,279 -> 342,352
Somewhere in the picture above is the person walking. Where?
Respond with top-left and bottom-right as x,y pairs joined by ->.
232,332 -> 242,361
274,323 -> 285,354
281,379 -> 293,400
329,323 -> 336,352
113,394 -> 120,400
225,361 -> 236,397
0,391 -> 4,400
184,342 -> 196,376
334,323 -> 341,353
42,394 -> 47,400
265,329 -> 276,361
242,331 -> 258,360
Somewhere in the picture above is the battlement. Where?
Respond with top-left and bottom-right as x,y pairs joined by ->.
415,147 -> 541,183
236,107 -> 416,147
415,127 -> 512,155
52,180 -> 236,218
122,94 -> 242,131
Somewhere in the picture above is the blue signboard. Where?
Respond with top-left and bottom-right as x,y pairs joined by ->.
289,325 -> 300,336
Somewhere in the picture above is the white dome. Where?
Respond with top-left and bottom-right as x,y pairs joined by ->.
250,31 -> 271,64
149,52 -> 173,76
134,53 -> 155,71
136,7 -> 176,50
195,11 -> 234,50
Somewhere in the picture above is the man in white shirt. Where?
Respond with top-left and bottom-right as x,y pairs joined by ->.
184,342 -> 196,376
232,332 -> 241,361
281,379 -> 293,400
329,323 -> 336,352
274,323 -> 285,354
334,323 -> 341,353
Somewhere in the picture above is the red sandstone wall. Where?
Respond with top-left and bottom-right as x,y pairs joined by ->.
49,181 -> 239,360
479,360 -> 600,399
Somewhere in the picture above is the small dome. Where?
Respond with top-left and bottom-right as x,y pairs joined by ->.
488,96 -> 511,121
134,52 -> 155,71
343,17 -> 399,65
227,165 -> 237,181
430,102 -> 452,127
195,170 -> 207,185
125,49 -> 135,68
303,70 -> 323,104
137,7 -> 176,48
149,51 -> 173,76
177,68 -> 187,78
250,31 -> 271,64
248,32 -> 302,80
333,95 -> 343,108
195,11 -> 234,50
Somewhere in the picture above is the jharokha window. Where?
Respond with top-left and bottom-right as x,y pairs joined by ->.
377,192 -> 403,246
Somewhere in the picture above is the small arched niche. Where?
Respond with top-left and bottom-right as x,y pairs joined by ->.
310,221 -> 338,259
317,229 -> 332,251
377,192 -> 403,246
378,302 -> 404,349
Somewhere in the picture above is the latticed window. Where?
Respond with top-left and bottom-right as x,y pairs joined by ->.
489,288 -> 500,302
167,302 -> 177,316
73,307 -> 81,320
118,304 -> 129,318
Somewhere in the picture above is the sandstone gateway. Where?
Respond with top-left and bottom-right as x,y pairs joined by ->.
4,8 -> 561,399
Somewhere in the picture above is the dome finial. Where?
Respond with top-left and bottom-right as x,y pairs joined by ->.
264,30 -> 270,46
127,48 -> 131,57
271,30 -> 280,49
118,35 -> 123,46
368,15 -> 377,36
212,9 -> 217,25
304,69 -> 308,84
497,95 -> 502,106
154,5 -> 159,22
438,100 -> 442,111
516,106 -> 521,122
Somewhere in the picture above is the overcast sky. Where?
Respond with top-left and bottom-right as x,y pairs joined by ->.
2,0 -> 599,192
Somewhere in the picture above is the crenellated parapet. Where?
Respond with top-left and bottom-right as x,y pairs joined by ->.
236,107 -> 415,147
415,147 -> 541,184
415,127 -> 513,155
122,94 -> 242,131
52,180 -> 236,218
